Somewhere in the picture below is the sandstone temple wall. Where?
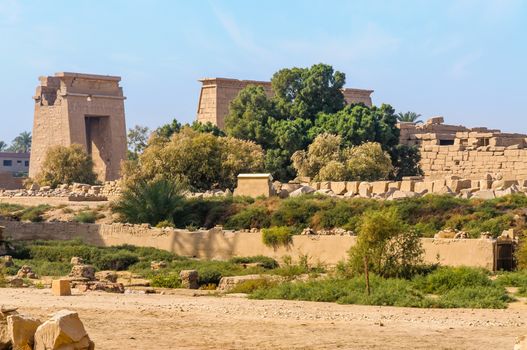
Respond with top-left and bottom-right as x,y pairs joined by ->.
0,220 -> 497,270
400,117 -> 527,180
29,72 -> 127,182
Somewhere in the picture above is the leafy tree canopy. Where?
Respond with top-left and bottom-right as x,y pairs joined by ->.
35,144 -> 98,187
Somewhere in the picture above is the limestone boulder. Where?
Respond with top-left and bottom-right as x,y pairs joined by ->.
150,261 -> 167,271
179,270 -> 199,289
358,182 -> 372,198
95,271 -> 117,283
472,190 -> 496,200
289,186 -> 315,197
17,265 -> 38,279
0,306 -> 18,350
331,182 -> 347,195
69,265 -> 95,281
33,310 -> 94,350
7,314 -> 41,350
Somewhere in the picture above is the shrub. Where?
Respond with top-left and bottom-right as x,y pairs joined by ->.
73,211 -> 100,224
345,142 -> 394,181
348,208 -> 423,278
229,278 -> 276,294
229,256 -> 279,269
151,273 -> 181,288
93,251 -> 139,271
156,220 -> 175,228
262,226 -> 293,248
224,206 -> 271,230
435,286 -> 510,309
112,178 -> 186,226
19,205 -> 51,222
412,267 -> 491,294
35,144 -> 98,187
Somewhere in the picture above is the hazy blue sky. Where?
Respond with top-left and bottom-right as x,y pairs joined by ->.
0,0 -> 526,143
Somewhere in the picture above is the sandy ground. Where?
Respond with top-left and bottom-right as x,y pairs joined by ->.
1,288 -> 526,349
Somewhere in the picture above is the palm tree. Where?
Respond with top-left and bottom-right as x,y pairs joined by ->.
0,141 -> 8,152
10,131 -> 32,153
397,112 -> 423,123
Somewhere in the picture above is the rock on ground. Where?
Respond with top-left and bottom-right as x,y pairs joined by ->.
34,310 -> 94,350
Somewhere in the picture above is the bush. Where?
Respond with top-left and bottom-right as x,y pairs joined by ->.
112,178 -> 186,226
436,286 -> 510,309
151,273 -> 181,288
229,256 -> 279,269
412,267 -> 491,294
19,205 -> 51,222
262,227 -> 293,248
224,206 -> 271,230
73,211 -> 100,224
35,144 -> 98,187
93,251 -> 139,271
229,278 -> 276,294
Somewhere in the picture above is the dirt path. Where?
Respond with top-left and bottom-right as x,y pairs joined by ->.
1,288 -> 526,349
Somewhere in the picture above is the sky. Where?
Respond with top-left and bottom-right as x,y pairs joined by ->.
0,0 -> 526,143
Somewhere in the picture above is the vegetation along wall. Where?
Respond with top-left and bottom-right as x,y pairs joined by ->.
1,220 -> 497,270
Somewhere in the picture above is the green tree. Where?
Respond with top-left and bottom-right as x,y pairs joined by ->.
397,111 -> 423,123
35,144 -> 98,187
127,125 -> 150,160
348,208 -> 423,278
123,127 -> 264,191
112,178 -> 186,226
10,131 -> 32,153
390,145 -> 423,180
0,141 -> 8,152
190,121 -> 225,136
225,85 -> 276,148
155,119 -> 181,139
312,104 -> 400,149
291,133 -> 342,180
272,63 -> 346,121
345,142 -> 394,181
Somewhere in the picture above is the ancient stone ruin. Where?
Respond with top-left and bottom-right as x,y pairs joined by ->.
29,72 -> 127,182
400,117 -> 527,181
196,77 -> 374,129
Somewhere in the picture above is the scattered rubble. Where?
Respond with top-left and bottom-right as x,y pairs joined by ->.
17,265 -> 38,279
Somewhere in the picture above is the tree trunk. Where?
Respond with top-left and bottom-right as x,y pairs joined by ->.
364,255 -> 370,296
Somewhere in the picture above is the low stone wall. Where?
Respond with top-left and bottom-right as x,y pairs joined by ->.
0,173 -> 24,190
0,220 -> 498,270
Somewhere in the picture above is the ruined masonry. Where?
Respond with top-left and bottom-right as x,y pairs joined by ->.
29,72 -> 127,181
400,117 -> 527,181
196,77 -> 374,129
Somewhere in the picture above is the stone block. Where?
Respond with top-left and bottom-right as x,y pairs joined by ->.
331,181 -> 347,195
33,310 -> 94,350
319,181 -> 331,190
400,180 -> 415,192
179,270 -> 199,289
414,181 -> 433,193
358,182 -> 372,198
52,279 -> 71,296
388,182 -> 401,190
346,181 -> 359,195
371,181 -> 388,194
7,314 -> 41,350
